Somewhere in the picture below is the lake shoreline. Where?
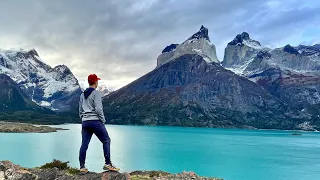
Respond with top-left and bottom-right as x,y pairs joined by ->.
1,120 -> 318,133
0,121 -> 68,133
54,122 -> 319,133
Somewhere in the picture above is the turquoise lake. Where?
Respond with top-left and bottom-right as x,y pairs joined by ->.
1,124 -> 320,180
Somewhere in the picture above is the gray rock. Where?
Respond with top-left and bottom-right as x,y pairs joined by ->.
157,26 -> 219,68
222,32 -> 268,70
0,161 -> 220,180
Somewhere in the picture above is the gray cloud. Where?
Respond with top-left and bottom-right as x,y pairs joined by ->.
0,0 -> 319,89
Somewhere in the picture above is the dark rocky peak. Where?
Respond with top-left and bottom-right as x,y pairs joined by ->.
162,44 -> 179,53
240,32 -> 250,40
186,25 -> 211,42
256,50 -> 271,59
51,65 -> 74,81
53,65 -> 72,74
0,56 -> 5,66
283,44 -> 300,55
228,32 -> 261,46
297,44 -> 320,56
28,49 -> 39,57
12,49 -> 40,61
313,44 -> 320,49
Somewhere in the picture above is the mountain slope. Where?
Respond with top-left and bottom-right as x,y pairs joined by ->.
0,74 -> 52,112
0,49 -> 82,112
0,74 -> 80,124
104,54 -> 309,130
222,33 -> 320,119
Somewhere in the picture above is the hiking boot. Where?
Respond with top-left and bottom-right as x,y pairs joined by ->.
103,163 -> 120,172
79,167 -> 89,174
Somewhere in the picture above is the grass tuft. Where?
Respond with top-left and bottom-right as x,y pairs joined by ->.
39,159 -> 70,171
67,167 -> 81,174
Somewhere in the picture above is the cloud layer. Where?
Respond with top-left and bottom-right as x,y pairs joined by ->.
0,0 -> 319,89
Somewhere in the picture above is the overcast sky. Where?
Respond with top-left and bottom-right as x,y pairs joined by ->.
0,0 -> 319,90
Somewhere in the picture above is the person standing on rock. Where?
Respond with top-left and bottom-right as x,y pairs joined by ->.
78,74 -> 120,173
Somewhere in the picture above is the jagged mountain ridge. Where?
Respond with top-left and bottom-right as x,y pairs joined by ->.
0,48 -> 82,112
103,26 -> 314,130
223,33 -> 320,75
157,25 -> 219,67
104,54 -> 309,129
0,26 -> 318,129
222,33 -> 320,119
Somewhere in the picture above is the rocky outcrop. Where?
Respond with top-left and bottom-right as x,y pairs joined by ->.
266,46 -> 320,73
0,122 -> 67,133
157,26 -> 219,67
222,32 -> 268,72
0,160 -> 221,180
162,44 -> 179,53
186,25 -> 211,42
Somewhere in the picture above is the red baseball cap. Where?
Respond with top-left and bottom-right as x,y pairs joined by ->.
88,74 -> 101,83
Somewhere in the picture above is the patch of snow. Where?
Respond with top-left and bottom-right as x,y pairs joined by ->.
243,39 -> 263,49
203,57 -> 211,63
226,58 -> 255,75
97,84 -> 112,96
192,49 -> 203,54
39,101 -> 51,107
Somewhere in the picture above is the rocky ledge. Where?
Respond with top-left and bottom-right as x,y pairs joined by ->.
0,160 -> 222,180
0,122 -> 67,133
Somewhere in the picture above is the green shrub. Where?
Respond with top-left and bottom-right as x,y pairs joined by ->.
40,159 -> 69,170
67,167 -> 80,175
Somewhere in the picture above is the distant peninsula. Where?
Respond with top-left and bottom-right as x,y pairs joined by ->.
0,121 -> 67,133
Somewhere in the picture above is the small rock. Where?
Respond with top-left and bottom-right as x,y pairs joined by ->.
291,133 -> 302,136
0,171 -> 5,180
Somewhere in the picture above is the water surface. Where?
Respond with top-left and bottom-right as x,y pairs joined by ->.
1,124 -> 320,180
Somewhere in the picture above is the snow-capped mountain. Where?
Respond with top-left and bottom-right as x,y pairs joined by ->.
97,84 -> 112,96
156,25 -> 219,67
222,34 -> 320,117
79,80 -> 113,96
223,33 -> 320,76
0,48 -> 81,111
0,74 -> 52,113
222,32 -> 270,74
103,27 -> 313,130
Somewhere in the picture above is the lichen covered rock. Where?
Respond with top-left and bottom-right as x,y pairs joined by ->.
0,161 -> 222,180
